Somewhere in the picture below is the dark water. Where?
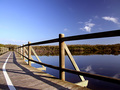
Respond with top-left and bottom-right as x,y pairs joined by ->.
30,55 -> 120,90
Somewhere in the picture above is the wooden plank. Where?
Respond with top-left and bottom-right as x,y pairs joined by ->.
20,47 -> 22,58
23,45 -> 25,61
31,47 -> 46,69
64,43 -> 89,87
24,47 -> 28,54
64,43 -> 85,81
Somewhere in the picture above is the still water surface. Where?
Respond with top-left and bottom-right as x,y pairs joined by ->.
31,54 -> 120,90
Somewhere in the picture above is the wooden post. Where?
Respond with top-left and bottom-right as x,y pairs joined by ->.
28,41 -> 31,66
17,48 -> 18,53
20,46 -> 22,58
3,47 -> 4,53
23,44 -> 25,61
59,34 -> 65,81
19,48 -> 20,56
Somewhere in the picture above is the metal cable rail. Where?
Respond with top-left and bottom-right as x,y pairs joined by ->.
15,30 -> 120,86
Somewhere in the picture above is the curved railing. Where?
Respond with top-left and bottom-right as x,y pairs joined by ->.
15,30 -> 120,87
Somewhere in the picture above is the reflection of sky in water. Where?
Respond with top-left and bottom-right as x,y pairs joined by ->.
31,55 -> 120,90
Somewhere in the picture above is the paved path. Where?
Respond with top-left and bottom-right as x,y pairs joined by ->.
0,52 -> 90,90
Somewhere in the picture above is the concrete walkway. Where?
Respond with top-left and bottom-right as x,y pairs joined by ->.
0,52 -> 90,90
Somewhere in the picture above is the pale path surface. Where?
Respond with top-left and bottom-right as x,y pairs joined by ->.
2,52 -> 16,90
0,52 -> 12,90
0,52 -> 90,90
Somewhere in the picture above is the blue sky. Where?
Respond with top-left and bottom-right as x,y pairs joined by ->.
0,0 -> 120,45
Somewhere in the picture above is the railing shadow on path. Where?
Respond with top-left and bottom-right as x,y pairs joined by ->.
12,52 -> 71,90
0,84 -> 38,90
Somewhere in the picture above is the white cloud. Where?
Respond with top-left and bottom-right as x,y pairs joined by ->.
102,16 -> 120,24
85,65 -> 92,72
84,65 -> 96,74
64,28 -> 68,31
80,19 -> 95,32
83,26 -> 91,32
113,73 -> 120,79
94,15 -> 99,19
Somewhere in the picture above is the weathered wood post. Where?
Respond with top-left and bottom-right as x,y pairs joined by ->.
17,48 -> 18,53
19,48 -> 20,56
0,47 -> 1,54
28,41 -> 31,66
3,47 -> 4,53
20,45 -> 22,58
23,44 -> 25,61
59,34 -> 65,81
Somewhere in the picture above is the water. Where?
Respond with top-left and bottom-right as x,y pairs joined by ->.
30,54 -> 120,90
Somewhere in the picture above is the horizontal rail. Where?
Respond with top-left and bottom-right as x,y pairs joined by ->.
15,30 -> 120,86
23,38 -> 59,47
16,51 -> 120,85
62,30 -> 120,41
21,30 -> 120,47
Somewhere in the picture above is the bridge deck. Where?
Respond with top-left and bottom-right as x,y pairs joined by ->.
0,52 -> 90,90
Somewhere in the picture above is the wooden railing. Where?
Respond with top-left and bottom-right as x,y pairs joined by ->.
15,30 -> 120,87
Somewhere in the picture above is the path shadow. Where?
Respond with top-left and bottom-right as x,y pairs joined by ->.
13,52 -> 70,90
0,84 -> 38,90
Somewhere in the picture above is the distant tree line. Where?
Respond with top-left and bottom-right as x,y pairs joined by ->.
0,44 -> 19,51
33,45 -> 59,56
32,44 -> 120,56
67,44 -> 120,52
1,43 -> 120,55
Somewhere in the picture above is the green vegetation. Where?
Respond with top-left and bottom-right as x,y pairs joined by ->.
0,44 -> 19,51
1,43 -> 120,55
33,45 -> 59,56
5,44 -> 19,51
0,44 -> 5,47
32,44 -> 120,56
